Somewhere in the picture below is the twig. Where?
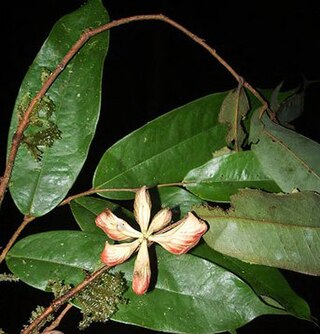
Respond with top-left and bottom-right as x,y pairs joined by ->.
59,187 -> 138,206
21,265 -> 109,334
42,303 -> 73,333
0,14 -> 268,207
0,215 -> 35,263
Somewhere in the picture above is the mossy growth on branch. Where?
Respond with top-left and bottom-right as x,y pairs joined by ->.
47,271 -> 128,330
18,89 -> 62,161
76,271 -> 128,330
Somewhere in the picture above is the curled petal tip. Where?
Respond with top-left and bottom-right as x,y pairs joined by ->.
96,209 -> 141,241
100,240 -> 140,267
132,239 -> 151,295
134,186 -> 151,233
149,212 -> 207,255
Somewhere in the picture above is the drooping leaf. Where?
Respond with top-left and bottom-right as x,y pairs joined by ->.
249,110 -> 320,193
243,87 -> 297,137
93,92 -> 228,200
270,81 -> 285,112
218,85 -> 249,150
7,0 -> 109,216
184,150 -> 281,202
195,189 -> 320,275
6,230 -> 288,333
270,81 -> 305,127
70,196 -> 135,234
192,243 -> 311,320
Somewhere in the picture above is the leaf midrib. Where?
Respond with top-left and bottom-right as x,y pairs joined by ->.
200,215 -> 320,229
7,253 -> 93,271
8,253 -> 231,304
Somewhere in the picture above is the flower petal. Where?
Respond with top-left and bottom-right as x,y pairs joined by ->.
96,209 -> 141,241
132,239 -> 151,295
147,208 -> 172,235
149,212 -> 207,255
100,239 -> 141,267
134,186 -> 151,233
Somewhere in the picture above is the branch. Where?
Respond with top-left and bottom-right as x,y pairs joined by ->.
21,265 -> 109,334
42,303 -> 73,333
0,215 -> 35,263
0,13 -> 268,207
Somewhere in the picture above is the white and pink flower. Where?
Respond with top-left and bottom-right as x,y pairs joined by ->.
96,186 -> 207,295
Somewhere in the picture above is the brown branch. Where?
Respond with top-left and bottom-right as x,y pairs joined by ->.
0,13 -> 268,207
59,187 -> 139,206
42,303 -> 73,333
0,215 -> 35,263
21,265 -> 109,334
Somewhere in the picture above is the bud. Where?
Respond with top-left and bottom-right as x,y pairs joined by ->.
100,240 -> 141,267
134,186 -> 151,234
149,212 -> 207,255
96,209 -> 141,241
147,208 -> 172,235
132,239 -> 151,295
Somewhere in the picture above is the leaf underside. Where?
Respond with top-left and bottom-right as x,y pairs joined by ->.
196,189 -> 320,275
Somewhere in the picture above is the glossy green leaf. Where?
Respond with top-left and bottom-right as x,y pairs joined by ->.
184,150 -> 281,202
70,196 -> 135,234
113,248 -> 285,333
6,231 -> 105,290
192,243 -> 311,320
249,110 -> 320,193
6,230 -> 287,333
93,92 -> 228,200
219,85 -> 249,150
7,0 -> 109,216
195,189 -> 320,275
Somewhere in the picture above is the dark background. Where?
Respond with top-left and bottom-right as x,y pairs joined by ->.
0,1 -> 320,333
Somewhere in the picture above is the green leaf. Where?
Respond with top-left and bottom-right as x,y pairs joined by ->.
195,189 -> 320,275
93,92 -> 228,200
6,230 -> 288,333
7,0 -> 109,216
6,231 -> 104,290
184,150 -> 281,202
192,243 -> 311,320
113,248 -> 286,333
277,89 -> 304,125
157,186 -> 205,218
70,196 -> 135,234
218,85 -> 249,150
249,110 -> 320,193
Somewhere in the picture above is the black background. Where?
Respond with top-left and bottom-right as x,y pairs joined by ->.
0,1 -> 320,333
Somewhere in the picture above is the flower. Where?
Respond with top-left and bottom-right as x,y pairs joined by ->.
95,186 -> 207,295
